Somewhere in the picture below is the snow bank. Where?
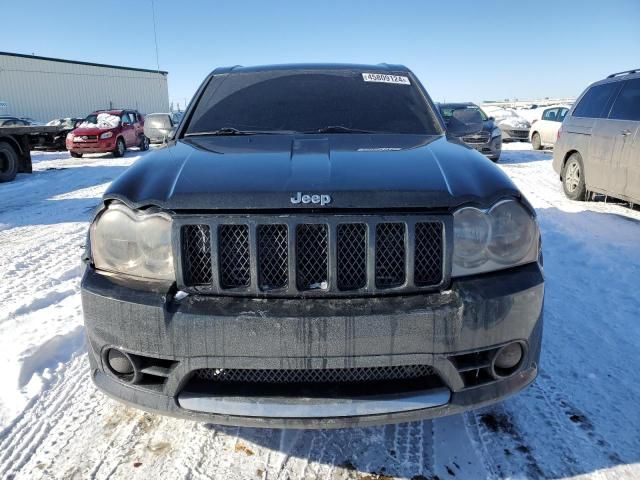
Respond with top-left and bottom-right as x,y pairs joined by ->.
79,113 -> 120,129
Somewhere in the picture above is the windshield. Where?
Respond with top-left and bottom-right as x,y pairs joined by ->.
80,113 -> 121,129
440,105 -> 488,122
47,118 -> 77,128
185,70 -> 441,135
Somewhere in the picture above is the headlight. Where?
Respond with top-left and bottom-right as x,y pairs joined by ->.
491,128 -> 502,138
453,199 -> 539,277
66,132 -> 74,140
100,131 -> 114,140
90,203 -> 174,281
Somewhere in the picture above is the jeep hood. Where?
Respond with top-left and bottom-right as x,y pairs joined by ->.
105,134 -> 521,211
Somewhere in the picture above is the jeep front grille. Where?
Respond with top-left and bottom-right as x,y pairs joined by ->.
177,215 -> 447,297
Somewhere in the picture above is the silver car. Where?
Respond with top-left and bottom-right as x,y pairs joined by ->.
143,113 -> 176,144
553,69 -> 640,204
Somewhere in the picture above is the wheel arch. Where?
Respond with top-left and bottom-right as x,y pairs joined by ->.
0,135 -> 31,173
0,135 -> 23,156
560,149 -> 580,179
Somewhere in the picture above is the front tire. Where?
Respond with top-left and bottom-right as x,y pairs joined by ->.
139,135 -> 150,151
70,151 -> 83,158
531,132 -> 542,150
562,153 -> 586,200
0,142 -> 19,182
113,138 -> 126,158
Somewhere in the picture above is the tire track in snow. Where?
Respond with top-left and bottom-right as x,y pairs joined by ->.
0,356 -> 87,479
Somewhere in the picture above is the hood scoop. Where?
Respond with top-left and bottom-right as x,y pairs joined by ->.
288,138 -> 332,190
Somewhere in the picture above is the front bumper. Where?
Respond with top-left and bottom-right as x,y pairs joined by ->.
82,263 -> 544,428
67,137 -> 116,153
501,128 -> 531,142
464,137 -> 502,159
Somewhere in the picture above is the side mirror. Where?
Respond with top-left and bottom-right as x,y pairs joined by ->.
447,109 -> 483,137
488,116 -> 495,121
163,127 -> 177,144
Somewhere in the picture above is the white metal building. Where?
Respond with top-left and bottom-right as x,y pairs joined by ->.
0,51 -> 169,122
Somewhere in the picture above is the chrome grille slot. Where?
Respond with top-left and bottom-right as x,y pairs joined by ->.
337,223 -> 367,290
180,225 -> 212,287
218,224 -> 251,289
258,224 -> 288,290
296,224 -> 329,291
375,223 -> 406,288
414,222 -> 443,287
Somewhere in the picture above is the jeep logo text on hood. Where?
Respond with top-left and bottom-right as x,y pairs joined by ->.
290,192 -> 332,206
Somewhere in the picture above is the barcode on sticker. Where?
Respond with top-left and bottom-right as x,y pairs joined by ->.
362,73 -> 411,85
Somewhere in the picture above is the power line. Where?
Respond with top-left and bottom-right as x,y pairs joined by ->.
150,0 -> 167,109
151,0 -> 161,74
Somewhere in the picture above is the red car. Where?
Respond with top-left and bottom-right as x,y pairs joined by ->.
66,109 -> 149,158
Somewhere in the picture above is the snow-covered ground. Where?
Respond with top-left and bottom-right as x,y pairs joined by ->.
0,145 -> 639,479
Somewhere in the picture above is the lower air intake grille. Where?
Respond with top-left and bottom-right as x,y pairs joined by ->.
375,223 -> 406,288
218,224 -> 251,288
296,224 -> 328,290
194,364 -> 436,384
181,225 -> 212,286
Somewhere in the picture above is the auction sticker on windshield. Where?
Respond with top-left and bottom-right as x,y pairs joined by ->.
362,73 -> 411,85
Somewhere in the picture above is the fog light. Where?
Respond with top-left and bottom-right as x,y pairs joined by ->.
107,348 -> 134,374
492,342 -> 524,378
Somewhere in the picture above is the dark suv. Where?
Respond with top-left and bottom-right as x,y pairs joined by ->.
438,102 -> 502,161
82,64 -> 544,428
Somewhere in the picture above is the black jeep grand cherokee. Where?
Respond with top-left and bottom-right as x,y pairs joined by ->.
82,64 -> 544,428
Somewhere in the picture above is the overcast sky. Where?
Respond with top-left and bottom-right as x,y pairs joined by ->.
2,0 -> 639,108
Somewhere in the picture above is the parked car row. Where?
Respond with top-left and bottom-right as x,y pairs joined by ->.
433,69 -> 639,206
4,109 -> 183,154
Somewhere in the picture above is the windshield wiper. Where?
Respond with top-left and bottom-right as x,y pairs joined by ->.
309,126 -> 378,134
185,128 -> 296,137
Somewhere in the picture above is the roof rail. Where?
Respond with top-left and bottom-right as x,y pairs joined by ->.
607,68 -> 640,78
